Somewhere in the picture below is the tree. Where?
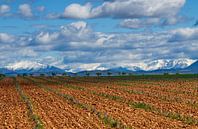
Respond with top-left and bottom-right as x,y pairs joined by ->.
52,72 -> 56,76
122,72 -> 126,76
164,73 -> 169,76
40,73 -> 45,77
107,72 -> 112,76
62,72 -> 67,76
96,72 -> 101,77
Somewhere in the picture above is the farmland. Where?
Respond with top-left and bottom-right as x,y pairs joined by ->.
0,75 -> 198,129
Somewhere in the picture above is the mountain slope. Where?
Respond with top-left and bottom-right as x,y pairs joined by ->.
183,61 -> 198,73
0,68 -> 15,74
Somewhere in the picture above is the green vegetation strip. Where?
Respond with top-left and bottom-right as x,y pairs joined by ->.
32,77 -> 198,126
42,77 -> 198,108
118,82 -> 198,104
13,78 -> 44,129
25,77 -> 132,129
92,91 -> 198,126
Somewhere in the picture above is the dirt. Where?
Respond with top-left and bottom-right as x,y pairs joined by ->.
33,77 -> 195,129
0,78 -> 34,129
17,78 -> 109,129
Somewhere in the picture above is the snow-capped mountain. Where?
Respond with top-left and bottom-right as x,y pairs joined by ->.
144,59 -> 195,71
0,59 -> 196,76
90,59 -> 195,72
6,61 -> 46,71
5,61 -> 65,74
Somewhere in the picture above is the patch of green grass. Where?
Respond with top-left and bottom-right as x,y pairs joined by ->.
92,91 -> 123,102
161,111 -> 198,125
129,102 -> 152,111
63,84 -> 85,91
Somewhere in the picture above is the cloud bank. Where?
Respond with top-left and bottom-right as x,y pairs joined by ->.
0,21 -> 197,70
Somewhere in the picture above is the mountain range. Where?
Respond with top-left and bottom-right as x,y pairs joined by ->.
0,59 -> 197,76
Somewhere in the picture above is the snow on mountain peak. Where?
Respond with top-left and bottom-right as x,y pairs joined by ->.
6,61 -> 47,70
145,58 -> 196,71
4,58 -> 196,72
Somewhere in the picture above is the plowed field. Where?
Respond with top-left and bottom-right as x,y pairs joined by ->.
0,75 -> 198,129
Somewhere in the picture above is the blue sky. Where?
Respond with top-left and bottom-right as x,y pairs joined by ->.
0,0 -> 198,71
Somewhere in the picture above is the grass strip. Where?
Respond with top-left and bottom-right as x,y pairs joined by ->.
13,77 -> 44,129
92,91 -> 198,126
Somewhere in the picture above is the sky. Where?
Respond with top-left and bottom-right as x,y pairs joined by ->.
0,0 -> 198,71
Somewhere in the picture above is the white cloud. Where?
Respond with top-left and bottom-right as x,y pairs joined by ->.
62,0 -> 185,19
0,5 -> 10,14
35,32 -> 59,44
120,18 -> 161,29
0,33 -> 15,43
169,28 -> 198,42
0,22 -> 197,70
60,21 -> 93,42
19,4 -> 33,17
63,3 -> 93,19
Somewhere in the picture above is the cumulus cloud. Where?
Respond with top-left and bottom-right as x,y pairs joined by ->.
62,0 -> 185,19
19,4 -> 33,17
0,22 -> 197,70
35,32 -> 59,44
63,3 -> 93,19
60,21 -> 93,42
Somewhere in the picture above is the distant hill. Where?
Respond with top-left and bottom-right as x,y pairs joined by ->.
0,68 -> 15,75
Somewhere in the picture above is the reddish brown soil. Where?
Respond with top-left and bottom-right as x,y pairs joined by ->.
45,77 -> 198,119
32,77 -> 196,129
0,78 -> 34,129
17,78 -> 109,129
1,76 -> 198,129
